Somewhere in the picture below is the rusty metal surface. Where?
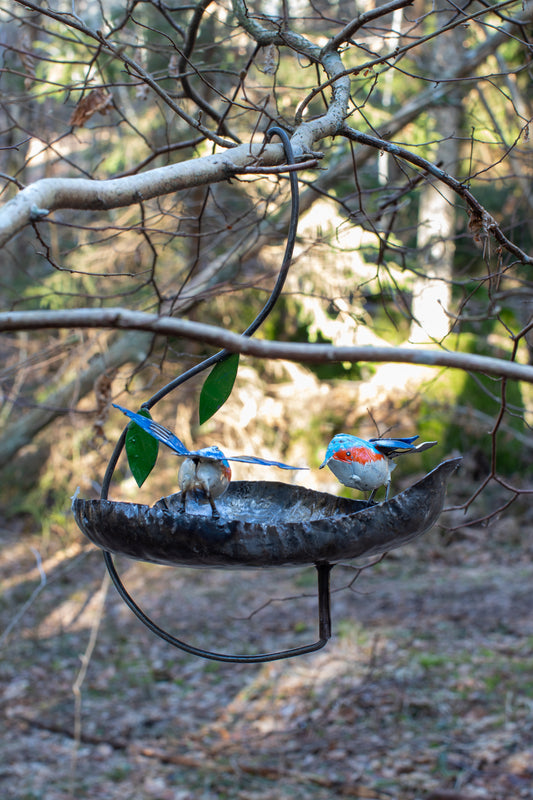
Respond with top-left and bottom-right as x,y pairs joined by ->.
73,458 -> 461,568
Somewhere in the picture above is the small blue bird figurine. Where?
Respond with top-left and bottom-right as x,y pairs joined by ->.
176,444 -> 232,516
320,433 -> 437,502
114,404 -> 307,516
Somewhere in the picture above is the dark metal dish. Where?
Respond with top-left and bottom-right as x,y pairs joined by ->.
73,457 -> 461,568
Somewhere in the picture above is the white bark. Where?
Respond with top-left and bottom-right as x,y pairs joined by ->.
410,0 -> 464,343
0,142 -> 289,249
0,308 -> 531,383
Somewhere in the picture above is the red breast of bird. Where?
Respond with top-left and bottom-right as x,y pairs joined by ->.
320,437 -> 394,492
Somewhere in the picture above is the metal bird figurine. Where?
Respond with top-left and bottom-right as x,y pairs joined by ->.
320,433 -> 437,502
176,445 -> 232,516
114,404 -> 307,516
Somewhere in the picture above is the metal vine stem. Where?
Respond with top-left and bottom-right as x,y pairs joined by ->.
100,126 -> 333,663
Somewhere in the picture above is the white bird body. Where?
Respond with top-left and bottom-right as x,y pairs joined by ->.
325,449 -> 395,492
320,433 -> 437,500
178,452 -> 231,510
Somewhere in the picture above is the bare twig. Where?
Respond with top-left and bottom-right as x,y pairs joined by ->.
0,548 -> 47,648
70,572 -> 111,794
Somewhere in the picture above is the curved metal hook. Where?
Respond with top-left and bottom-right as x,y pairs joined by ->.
98,127 -> 312,661
101,126 -> 299,501
143,126 -> 299,407
103,552 -> 332,663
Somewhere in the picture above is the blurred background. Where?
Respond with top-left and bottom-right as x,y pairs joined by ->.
1,1 -> 532,797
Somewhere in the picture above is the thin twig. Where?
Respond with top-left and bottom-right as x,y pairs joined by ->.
0,547 -> 47,648
69,571 -> 111,794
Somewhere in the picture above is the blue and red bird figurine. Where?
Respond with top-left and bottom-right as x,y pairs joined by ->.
320,433 -> 437,501
114,404 -> 307,515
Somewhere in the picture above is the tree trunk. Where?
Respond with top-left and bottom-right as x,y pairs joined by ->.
410,3 -> 465,343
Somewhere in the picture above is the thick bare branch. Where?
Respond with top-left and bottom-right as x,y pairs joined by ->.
0,309 -> 531,384
231,0 -> 322,57
231,0 -> 351,152
0,141 -> 292,248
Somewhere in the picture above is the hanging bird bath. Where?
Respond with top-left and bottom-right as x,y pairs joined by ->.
73,457 -> 461,663
73,127 -> 461,662
74,459 -> 460,569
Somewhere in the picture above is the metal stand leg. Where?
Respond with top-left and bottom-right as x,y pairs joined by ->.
317,561 -> 332,642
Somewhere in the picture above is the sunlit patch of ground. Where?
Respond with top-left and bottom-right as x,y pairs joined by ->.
1,504 -> 533,799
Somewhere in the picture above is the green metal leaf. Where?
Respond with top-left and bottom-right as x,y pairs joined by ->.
124,407 -> 159,487
199,354 -> 240,425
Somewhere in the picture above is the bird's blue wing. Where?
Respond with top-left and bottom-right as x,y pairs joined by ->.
226,454 -> 308,470
114,405 -> 307,469
370,436 -> 437,457
113,404 -> 190,456
175,446 -> 305,470
369,436 -> 419,449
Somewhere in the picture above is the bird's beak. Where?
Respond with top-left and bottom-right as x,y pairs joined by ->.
318,460 -> 326,469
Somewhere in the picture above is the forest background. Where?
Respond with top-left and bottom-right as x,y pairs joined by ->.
1,1 -> 533,798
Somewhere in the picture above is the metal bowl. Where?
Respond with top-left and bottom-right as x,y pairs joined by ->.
73,458 -> 461,568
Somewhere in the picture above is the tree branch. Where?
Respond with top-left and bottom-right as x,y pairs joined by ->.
324,0 -> 414,52
0,141 -> 292,248
13,0 -> 236,149
0,0 -> 354,250
295,0 -> 533,218
341,126 -> 533,265
1,308 -> 531,383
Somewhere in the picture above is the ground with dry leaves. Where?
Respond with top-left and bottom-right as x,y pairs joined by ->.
1,494 -> 533,800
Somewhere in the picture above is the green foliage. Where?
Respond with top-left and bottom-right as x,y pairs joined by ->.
416,334 -> 530,478
262,295 -> 366,381
199,354 -> 240,424
124,408 -> 159,487
361,286 -> 413,346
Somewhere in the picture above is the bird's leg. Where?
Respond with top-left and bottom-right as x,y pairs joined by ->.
368,488 -> 377,503
385,479 -> 391,501
191,460 -> 219,518
198,477 -> 219,517
207,493 -> 219,518
180,490 -> 188,513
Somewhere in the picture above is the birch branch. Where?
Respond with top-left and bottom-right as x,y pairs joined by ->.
1,308 -> 530,383
0,142 -> 289,249
2,0 -> 353,249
